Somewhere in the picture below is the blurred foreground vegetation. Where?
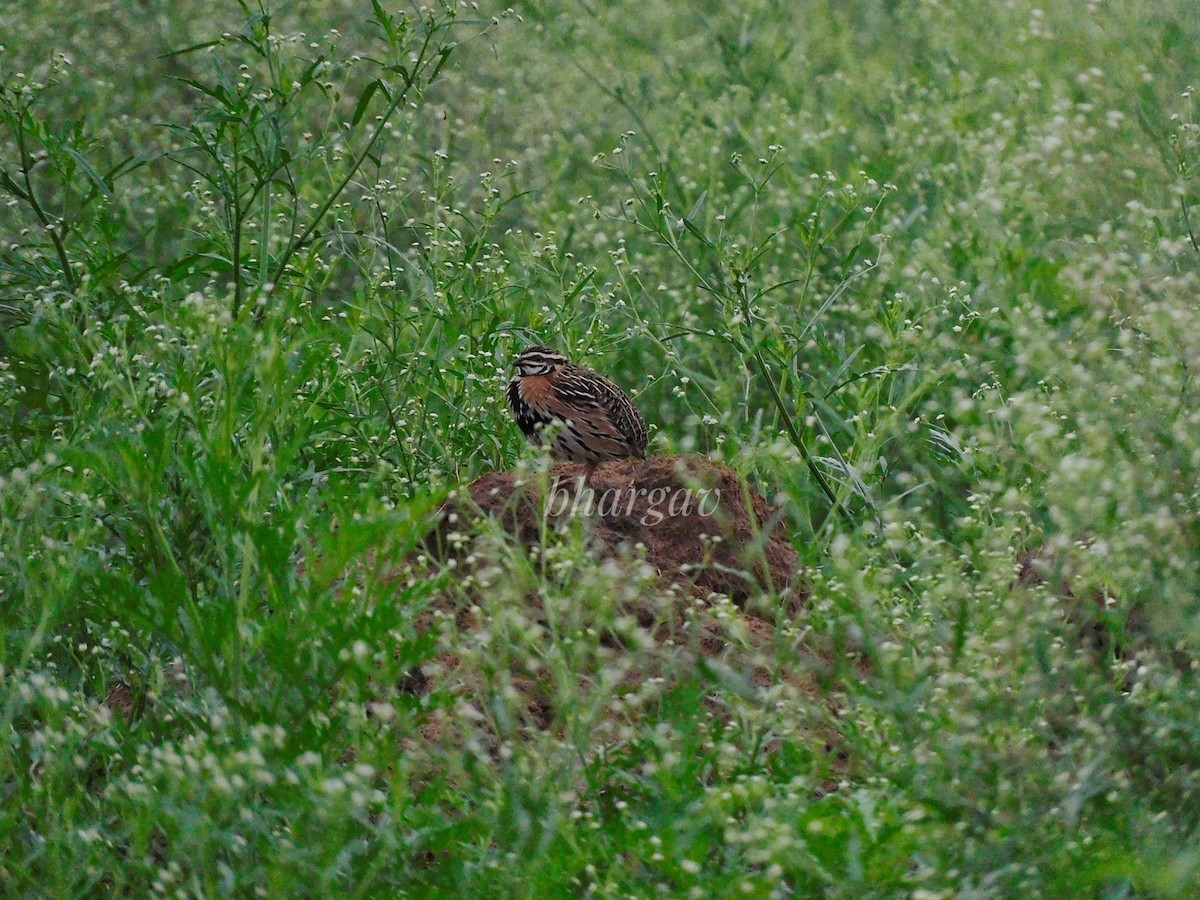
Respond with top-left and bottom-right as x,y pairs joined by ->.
2,0 -> 1200,895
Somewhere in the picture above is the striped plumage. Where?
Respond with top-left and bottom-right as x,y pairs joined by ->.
507,345 -> 648,479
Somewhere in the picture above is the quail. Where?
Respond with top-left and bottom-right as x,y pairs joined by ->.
506,345 -> 648,483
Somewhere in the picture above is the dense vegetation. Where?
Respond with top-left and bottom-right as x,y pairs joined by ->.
3,0 -> 1199,895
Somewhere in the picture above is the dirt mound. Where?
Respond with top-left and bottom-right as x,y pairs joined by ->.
399,456 -> 820,752
431,455 -> 802,605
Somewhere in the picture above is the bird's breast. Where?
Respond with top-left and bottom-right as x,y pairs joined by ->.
516,374 -> 554,406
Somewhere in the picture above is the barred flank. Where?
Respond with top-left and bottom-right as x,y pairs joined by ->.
507,349 -> 648,463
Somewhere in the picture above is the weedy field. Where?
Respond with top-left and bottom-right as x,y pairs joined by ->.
2,0 -> 1199,896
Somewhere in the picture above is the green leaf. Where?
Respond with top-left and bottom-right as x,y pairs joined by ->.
563,267 -> 597,305
296,55 -> 327,89
681,217 -> 715,249
64,147 -> 112,199
0,168 -> 28,199
158,38 -> 224,59
352,80 -> 381,126
168,76 -> 232,104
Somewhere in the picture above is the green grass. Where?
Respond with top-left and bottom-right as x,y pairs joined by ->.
3,0 -> 1200,895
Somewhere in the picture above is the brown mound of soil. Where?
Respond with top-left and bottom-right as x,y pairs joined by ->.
397,460 -> 829,758
430,455 -> 803,605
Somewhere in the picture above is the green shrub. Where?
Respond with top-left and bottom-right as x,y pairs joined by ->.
2,0 -> 1199,895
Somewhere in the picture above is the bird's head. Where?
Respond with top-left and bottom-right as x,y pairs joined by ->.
512,345 -> 568,377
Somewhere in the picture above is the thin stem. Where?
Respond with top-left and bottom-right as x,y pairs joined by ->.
231,128 -> 245,318
1181,195 -> 1200,257
736,275 -> 851,526
14,114 -> 77,290
270,31 -> 450,293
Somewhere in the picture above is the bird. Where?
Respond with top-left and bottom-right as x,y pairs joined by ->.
506,345 -> 648,483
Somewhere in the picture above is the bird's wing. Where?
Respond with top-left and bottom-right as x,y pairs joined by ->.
557,367 -> 649,457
